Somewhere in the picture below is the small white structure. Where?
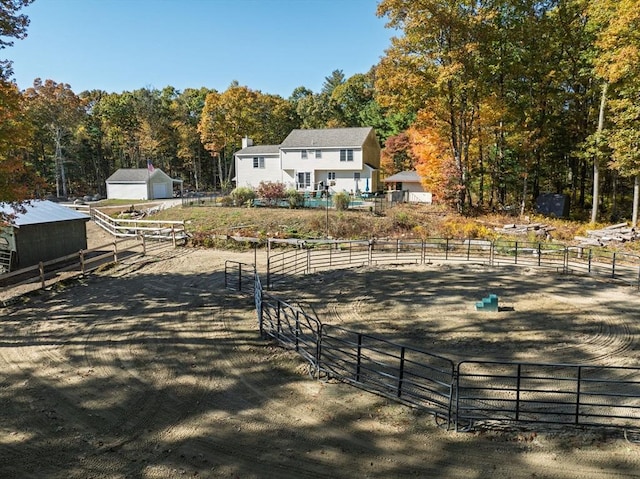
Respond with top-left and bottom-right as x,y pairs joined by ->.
234,127 -> 381,194
106,168 -> 180,200
383,171 -> 432,204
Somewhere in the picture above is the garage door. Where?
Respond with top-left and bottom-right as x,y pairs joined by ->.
152,182 -> 169,199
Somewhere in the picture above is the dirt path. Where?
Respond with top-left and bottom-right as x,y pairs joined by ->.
1,231 -> 640,478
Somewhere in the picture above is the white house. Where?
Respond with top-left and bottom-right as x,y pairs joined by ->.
106,168 -> 180,200
383,170 -> 433,204
234,127 -> 381,194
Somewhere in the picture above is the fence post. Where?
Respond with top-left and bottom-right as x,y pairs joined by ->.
356,333 -> 363,382
238,263 -> 243,292
514,241 -> 518,264
295,311 -> 300,352
257,286 -> 264,337
588,249 -> 592,273
172,225 -> 176,248
515,364 -> 521,421
490,240 -> 495,266
267,256 -> 271,290
39,261 -> 45,289
79,249 -> 85,273
141,235 -> 146,256
276,301 -> 281,340
113,241 -> 118,263
368,240 -> 373,266
537,243 -> 542,267
445,238 -> 449,260
397,346 -> 406,398
575,366 -> 582,425
467,238 -> 471,261
611,252 -> 616,279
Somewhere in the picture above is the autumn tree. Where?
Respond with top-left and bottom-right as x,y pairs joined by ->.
198,84 -> 294,190
411,125 -> 459,206
23,79 -> 85,198
171,87 -> 210,190
380,132 -> 415,176
0,0 -> 40,208
0,79 -> 40,203
588,0 -> 640,224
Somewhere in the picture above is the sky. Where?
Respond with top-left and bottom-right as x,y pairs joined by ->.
7,0 -> 396,98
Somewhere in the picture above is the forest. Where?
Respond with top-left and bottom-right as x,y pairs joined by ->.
1,0 -> 639,224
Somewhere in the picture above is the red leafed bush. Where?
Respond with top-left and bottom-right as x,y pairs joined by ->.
256,181 -> 286,206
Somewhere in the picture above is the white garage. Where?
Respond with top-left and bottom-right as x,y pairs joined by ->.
106,168 -> 179,200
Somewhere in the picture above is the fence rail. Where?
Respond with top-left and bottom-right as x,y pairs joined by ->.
1,237 -> 145,298
225,237 -> 640,432
320,324 -> 455,426
267,238 -> 640,289
456,361 -> 640,430
93,209 -> 187,245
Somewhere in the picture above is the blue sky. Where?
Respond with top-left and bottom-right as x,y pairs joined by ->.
8,0 -> 395,97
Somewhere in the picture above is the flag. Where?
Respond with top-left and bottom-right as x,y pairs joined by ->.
147,159 -> 154,173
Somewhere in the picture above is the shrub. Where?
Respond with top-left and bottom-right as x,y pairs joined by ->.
220,195 -> 234,206
333,191 -> 350,211
230,186 -> 256,206
257,181 -> 286,206
286,189 -> 304,209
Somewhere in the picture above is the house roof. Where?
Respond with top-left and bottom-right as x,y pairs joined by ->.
235,145 -> 281,156
280,127 -> 374,149
1,200 -> 90,228
106,168 -> 168,183
383,170 -> 422,183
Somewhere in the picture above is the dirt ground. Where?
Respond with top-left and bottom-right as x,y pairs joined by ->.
1,222 -> 640,478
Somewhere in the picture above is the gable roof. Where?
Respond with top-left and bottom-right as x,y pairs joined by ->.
280,127 -> 374,149
106,168 -> 168,183
235,145 -> 281,156
1,200 -> 90,227
383,171 -> 422,183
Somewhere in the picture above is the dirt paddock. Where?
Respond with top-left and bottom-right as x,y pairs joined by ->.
1,229 -> 640,478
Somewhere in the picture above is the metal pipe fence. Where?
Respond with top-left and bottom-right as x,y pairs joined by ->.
266,238 -> 640,288
456,361 -> 640,431
224,237 -> 640,432
320,324 -> 455,427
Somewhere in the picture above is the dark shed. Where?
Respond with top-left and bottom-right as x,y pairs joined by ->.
0,200 -> 90,272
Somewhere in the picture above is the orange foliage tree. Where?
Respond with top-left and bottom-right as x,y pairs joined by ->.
0,79 -> 41,206
409,125 -> 460,206
380,131 -> 416,177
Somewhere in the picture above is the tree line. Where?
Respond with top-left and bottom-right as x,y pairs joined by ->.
1,0 -> 639,224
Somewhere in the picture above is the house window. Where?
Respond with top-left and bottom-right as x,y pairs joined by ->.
301,150 -> 308,159
315,150 -> 322,159
297,172 -> 311,189
340,149 -> 354,162
354,172 -> 361,180
253,157 -> 265,168
328,172 -> 336,180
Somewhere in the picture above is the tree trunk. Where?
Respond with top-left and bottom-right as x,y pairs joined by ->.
591,82 -> 608,224
632,175 -> 639,227
520,173 -> 528,217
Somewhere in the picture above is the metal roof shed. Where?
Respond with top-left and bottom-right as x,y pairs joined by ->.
0,200 -> 90,272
